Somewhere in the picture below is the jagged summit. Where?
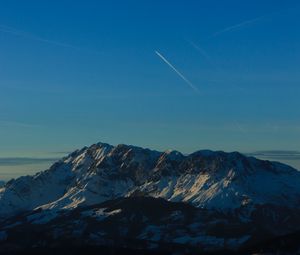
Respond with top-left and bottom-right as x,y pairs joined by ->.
0,142 -> 300,220
1,142 -> 300,253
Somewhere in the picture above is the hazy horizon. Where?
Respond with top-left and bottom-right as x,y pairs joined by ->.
0,142 -> 299,181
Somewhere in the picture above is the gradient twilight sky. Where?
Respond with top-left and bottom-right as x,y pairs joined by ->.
0,0 -> 300,179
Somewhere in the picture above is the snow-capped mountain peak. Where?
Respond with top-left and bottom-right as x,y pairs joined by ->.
2,142 -> 300,254
1,142 -> 300,220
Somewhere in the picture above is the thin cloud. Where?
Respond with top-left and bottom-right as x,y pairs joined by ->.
49,151 -> 72,155
0,24 -> 102,54
247,150 -> 300,161
0,157 -> 59,166
155,50 -> 200,94
0,120 -> 41,128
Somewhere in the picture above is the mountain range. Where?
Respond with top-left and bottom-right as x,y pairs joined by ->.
1,142 -> 300,254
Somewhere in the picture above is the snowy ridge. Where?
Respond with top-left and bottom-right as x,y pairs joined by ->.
1,142 -> 300,219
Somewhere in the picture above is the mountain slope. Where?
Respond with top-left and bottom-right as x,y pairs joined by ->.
2,197 -> 300,254
1,142 -> 300,219
1,142 -> 300,253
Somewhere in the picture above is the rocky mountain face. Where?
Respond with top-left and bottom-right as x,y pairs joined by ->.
1,142 -> 300,254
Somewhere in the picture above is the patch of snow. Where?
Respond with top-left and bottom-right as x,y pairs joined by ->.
81,208 -> 122,221
106,209 -> 122,216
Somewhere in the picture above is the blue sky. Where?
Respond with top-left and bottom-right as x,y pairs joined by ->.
0,0 -> 300,178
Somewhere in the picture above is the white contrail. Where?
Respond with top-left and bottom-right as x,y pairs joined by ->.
0,24 -> 102,54
212,16 -> 264,37
155,50 -> 199,93
212,9 -> 288,37
187,40 -> 222,72
187,40 -> 214,64
233,121 -> 247,133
